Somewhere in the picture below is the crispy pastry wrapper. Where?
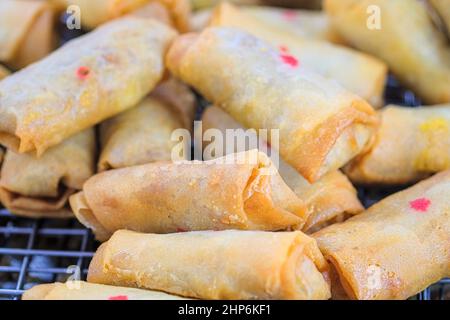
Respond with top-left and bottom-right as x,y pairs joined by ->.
210,3 -> 387,108
55,0 -> 191,31
0,0 -> 56,70
70,150 -> 307,241
430,0 -> 450,33
201,106 -> 363,233
166,27 -> 379,182
345,105 -> 450,185
23,281 -> 189,300
313,171 -> 450,300
0,129 -> 95,218
243,5 -> 346,44
88,229 -> 331,300
98,79 -> 195,171
0,17 -> 176,156
325,0 -> 450,105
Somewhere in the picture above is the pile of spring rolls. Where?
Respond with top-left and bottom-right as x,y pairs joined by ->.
0,0 -> 446,300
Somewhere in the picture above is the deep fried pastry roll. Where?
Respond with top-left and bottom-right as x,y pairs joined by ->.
167,26 -> 379,182
313,171 -> 450,300
0,17 -> 176,155
0,129 -> 95,218
71,150 -> 307,241
325,0 -> 450,104
345,105 -> 450,185
88,229 -> 331,300
23,282 -> 188,300
0,0 -> 56,69
98,79 -> 195,171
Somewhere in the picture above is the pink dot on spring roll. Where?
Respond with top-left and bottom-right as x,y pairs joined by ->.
282,10 -> 297,21
76,66 -> 90,80
409,198 -> 431,212
280,54 -> 299,68
108,295 -> 128,300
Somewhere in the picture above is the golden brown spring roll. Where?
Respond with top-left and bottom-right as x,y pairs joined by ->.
70,150 -> 307,241
325,0 -> 450,105
55,0 -> 191,31
0,65 -> 9,80
0,17 -> 176,156
0,129 -> 95,218
201,106 -> 364,232
23,282 -> 189,300
0,0 -> 56,70
88,229 -> 331,300
430,0 -> 450,33
313,171 -> 450,300
167,27 -> 379,183
98,79 -> 195,171
210,3 -> 387,108
243,5 -> 345,44
345,105 -> 450,185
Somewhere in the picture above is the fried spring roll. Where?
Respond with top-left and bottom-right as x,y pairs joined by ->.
210,3 -> 387,108
70,150 -> 307,241
0,129 -> 95,218
88,229 -> 331,300
98,79 -> 195,171
313,171 -> 450,300
55,0 -> 191,31
325,0 -> 450,105
201,106 -> 364,232
23,282 -> 189,300
0,65 -> 9,80
345,105 -> 450,185
243,6 -> 345,44
430,0 -> 450,33
167,27 -> 379,182
0,17 -> 176,156
0,0 -> 56,70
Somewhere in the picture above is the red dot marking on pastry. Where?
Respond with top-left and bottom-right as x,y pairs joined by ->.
409,198 -> 431,212
282,10 -> 297,21
108,295 -> 128,300
76,66 -> 90,80
280,54 -> 299,68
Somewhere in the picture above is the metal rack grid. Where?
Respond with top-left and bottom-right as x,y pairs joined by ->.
0,17 -> 448,300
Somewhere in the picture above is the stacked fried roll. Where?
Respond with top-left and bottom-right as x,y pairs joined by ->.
313,171 -> 450,299
346,105 -> 450,185
98,78 -> 196,171
88,229 -> 331,300
54,0 -> 191,31
0,16 -> 176,156
325,0 -> 450,104
0,0 -> 57,69
210,3 -> 387,107
201,106 -> 364,233
71,150 -> 307,241
167,26 -> 379,182
23,282 -> 189,300
0,129 -> 95,218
